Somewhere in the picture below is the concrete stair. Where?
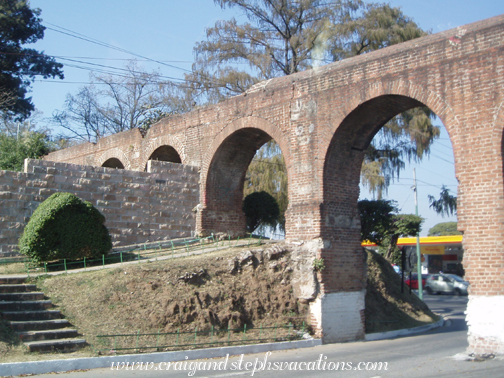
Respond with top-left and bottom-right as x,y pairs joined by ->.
0,277 -> 86,353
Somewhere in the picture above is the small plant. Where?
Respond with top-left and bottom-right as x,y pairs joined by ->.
312,258 -> 325,272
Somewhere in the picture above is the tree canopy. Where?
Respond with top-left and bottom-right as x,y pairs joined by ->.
242,191 -> 280,233
0,112 -> 59,171
0,130 -> 52,171
0,0 -> 64,120
358,199 -> 422,263
428,222 -> 461,236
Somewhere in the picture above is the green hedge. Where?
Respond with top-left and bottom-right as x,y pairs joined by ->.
19,192 -> 112,262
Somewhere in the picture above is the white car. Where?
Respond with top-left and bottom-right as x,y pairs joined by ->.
425,273 -> 469,295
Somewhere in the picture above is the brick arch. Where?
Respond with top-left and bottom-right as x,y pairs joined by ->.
317,82 -> 461,288
198,116 -> 290,236
320,80 -> 461,223
97,148 -> 131,170
320,79 -> 461,170
141,134 -> 186,167
309,82 -> 464,343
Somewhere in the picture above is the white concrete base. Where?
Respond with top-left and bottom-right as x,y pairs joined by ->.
466,295 -> 504,354
310,290 -> 366,343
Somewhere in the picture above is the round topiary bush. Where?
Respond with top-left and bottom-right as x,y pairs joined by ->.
19,192 -> 112,262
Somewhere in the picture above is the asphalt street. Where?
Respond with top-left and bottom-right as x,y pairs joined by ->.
6,295 -> 504,378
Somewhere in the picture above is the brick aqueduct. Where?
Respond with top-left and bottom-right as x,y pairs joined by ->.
33,15 -> 504,353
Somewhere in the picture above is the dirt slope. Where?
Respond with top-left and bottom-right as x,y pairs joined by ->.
1,243 -> 438,361
365,249 -> 438,333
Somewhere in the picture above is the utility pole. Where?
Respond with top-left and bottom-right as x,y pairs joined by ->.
413,168 -> 423,300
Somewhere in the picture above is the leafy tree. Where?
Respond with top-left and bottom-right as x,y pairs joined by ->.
52,61 -> 185,142
185,0 -> 361,103
0,130 -> 53,171
358,199 -> 396,245
428,185 -> 457,217
0,0 -> 64,120
358,199 -> 422,264
244,140 -> 288,231
361,107 -> 439,199
428,222 -> 461,236
0,112 -> 55,171
242,191 -> 280,233
382,213 -> 422,263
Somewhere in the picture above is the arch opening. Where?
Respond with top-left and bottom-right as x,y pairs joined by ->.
148,145 -> 182,164
102,158 -> 125,169
322,93 -> 459,285
203,127 -> 285,237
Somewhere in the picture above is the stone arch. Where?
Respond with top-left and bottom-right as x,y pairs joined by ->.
142,135 -> 186,168
145,146 -> 182,168
97,148 -> 130,170
198,116 -> 290,236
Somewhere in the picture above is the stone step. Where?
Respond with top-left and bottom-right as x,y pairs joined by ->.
0,292 -> 45,301
0,300 -> 52,311
24,338 -> 87,353
0,277 -> 27,285
9,319 -> 70,332
1,310 -> 61,321
17,328 -> 79,342
0,284 -> 37,293
0,278 -> 86,354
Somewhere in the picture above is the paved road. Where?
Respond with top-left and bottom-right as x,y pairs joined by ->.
8,295 -> 504,378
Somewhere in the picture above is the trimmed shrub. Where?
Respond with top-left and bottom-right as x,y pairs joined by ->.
19,192 -> 112,262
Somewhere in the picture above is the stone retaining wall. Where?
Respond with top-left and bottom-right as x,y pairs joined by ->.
0,159 -> 199,257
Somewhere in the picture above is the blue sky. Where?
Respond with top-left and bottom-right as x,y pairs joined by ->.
26,0 -> 504,235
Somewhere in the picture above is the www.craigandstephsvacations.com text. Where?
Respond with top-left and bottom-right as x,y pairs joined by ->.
110,352 -> 389,376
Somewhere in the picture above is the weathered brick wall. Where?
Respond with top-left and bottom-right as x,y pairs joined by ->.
0,159 -> 199,257
44,15 -> 504,352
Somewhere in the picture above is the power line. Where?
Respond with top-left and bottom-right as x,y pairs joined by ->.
0,51 -> 193,64
44,23 -> 192,74
42,23 -> 241,89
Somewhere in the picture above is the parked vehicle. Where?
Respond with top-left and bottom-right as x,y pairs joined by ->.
425,273 -> 469,295
404,273 -> 429,289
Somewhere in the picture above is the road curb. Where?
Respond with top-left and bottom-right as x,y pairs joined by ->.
364,317 -> 445,341
0,338 -> 322,377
